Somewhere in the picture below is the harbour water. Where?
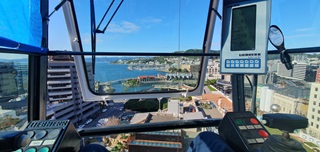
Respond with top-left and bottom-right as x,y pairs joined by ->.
94,62 -> 167,93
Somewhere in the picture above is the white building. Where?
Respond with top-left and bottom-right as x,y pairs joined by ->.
307,83 -> 320,139
277,63 -> 292,77
257,86 -> 274,112
292,62 -> 307,80
276,61 -> 307,80
206,59 -> 221,80
46,55 -> 99,126
167,100 -> 183,117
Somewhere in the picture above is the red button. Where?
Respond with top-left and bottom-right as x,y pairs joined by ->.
250,118 -> 259,125
258,130 -> 269,138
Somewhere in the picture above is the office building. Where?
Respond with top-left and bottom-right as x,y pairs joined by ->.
0,62 -> 18,101
46,55 -> 99,126
292,62 -> 307,80
307,83 -> 320,139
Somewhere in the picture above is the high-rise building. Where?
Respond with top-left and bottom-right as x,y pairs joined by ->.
46,55 -> 99,126
307,82 -> 320,139
292,62 -> 307,80
14,63 -> 28,93
276,61 -> 307,80
277,63 -> 292,78
305,65 -> 318,82
0,62 -> 18,101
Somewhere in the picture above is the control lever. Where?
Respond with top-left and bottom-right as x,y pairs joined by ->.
262,113 -> 308,152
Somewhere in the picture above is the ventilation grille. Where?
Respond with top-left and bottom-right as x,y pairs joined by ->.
27,120 -> 69,129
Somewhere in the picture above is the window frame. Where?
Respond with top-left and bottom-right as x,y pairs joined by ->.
56,0 -> 219,101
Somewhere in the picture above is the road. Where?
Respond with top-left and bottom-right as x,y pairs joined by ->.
83,103 -> 125,128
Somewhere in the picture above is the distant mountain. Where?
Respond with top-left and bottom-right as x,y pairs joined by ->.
85,56 -> 149,63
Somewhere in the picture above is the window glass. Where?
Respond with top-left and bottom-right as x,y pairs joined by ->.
46,0 -> 320,150
84,55 -> 200,94
247,52 -> 320,146
71,0 -> 210,94
0,53 -> 28,131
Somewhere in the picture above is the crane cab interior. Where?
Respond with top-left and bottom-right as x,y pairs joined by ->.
0,0 -> 319,151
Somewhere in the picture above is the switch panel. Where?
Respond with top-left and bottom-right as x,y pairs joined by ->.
218,111 -> 270,152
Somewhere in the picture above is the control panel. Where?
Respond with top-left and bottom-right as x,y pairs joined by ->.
218,111 -> 270,152
220,0 -> 271,74
13,120 -> 81,152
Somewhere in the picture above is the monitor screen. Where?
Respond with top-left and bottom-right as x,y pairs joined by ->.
231,5 -> 256,51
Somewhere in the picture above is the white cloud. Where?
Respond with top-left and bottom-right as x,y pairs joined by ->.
82,33 -> 103,44
107,21 -> 140,33
140,17 -> 162,24
295,28 -> 315,32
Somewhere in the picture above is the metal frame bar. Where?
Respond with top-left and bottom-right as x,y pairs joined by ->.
47,46 -> 320,56
79,118 -> 221,136
231,75 -> 246,112
28,0 -> 48,121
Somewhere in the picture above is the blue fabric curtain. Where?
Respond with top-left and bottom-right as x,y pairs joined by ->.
0,0 -> 42,47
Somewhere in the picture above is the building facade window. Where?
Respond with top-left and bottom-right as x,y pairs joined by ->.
316,87 -> 318,91
314,94 -> 317,98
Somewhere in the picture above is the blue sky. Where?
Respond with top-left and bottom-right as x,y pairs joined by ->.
49,0 -> 219,52
1,0 -> 320,59
48,0 -> 320,53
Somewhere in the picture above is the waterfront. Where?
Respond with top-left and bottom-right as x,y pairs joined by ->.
94,62 -> 167,93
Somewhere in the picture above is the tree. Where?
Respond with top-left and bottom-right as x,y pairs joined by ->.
124,99 -> 159,112
162,102 -> 168,109
187,96 -> 192,101
205,79 -> 217,85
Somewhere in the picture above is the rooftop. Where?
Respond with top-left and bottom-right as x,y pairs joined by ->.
201,93 -> 233,112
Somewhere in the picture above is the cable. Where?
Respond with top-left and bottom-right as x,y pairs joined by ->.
245,75 -> 253,91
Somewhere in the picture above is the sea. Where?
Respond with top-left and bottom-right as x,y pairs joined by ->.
94,62 -> 167,93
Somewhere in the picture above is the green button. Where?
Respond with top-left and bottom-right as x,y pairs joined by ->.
26,148 -> 36,152
39,147 -> 50,152
235,119 -> 243,125
13,149 -> 23,152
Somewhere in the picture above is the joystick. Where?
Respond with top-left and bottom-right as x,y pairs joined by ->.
261,104 -> 308,152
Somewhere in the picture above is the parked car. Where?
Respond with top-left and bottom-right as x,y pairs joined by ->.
85,119 -> 93,125
78,124 -> 85,128
102,109 -> 107,112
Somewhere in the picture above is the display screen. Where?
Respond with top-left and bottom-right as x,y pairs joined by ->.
231,5 -> 256,51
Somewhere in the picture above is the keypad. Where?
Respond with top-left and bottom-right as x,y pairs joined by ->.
225,59 -> 260,68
